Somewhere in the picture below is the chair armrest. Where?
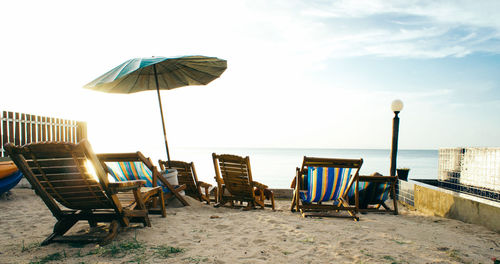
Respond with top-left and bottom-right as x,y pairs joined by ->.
198,181 -> 212,188
252,181 -> 268,190
108,180 -> 146,193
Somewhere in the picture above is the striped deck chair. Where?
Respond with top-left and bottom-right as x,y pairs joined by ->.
290,156 -> 363,220
347,172 -> 398,214
97,152 -> 189,209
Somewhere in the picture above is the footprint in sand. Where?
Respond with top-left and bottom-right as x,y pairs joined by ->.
253,239 -> 266,244
215,224 -> 229,230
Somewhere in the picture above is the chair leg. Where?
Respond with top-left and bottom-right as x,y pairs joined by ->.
100,220 -> 119,246
42,218 -> 78,246
214,188 -> 218,203
85,210 -> 97,227
392,184 -> 398,215
203,186 -> 210,204
159,191 -> 166,218
132,189 -> 151,227
270,192 -> 275,211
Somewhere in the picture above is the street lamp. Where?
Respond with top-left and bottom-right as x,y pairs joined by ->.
390,99 -> 404,177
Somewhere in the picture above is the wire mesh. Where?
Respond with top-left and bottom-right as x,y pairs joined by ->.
438,148 -> 500,202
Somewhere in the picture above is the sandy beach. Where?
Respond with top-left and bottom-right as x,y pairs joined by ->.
0,188 -> 499,264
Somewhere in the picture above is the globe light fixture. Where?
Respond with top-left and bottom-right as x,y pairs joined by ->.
391,99 -> 404,113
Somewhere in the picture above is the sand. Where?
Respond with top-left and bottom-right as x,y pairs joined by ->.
0,188 -> 499,264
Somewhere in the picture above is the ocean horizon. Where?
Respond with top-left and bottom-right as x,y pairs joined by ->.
166,147 -> 438,188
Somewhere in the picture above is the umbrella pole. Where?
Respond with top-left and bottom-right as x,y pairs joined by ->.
153,64 -> 171,167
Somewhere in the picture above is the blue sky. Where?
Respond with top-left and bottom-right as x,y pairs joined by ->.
1,0 -> 499,157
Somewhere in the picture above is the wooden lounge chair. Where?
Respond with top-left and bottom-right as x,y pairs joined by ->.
97,152 -> 189,208
4,140 -> 165,246
158,160 -> 214,204
212,153 -> 275,210
347,172 -> 398,214
290,156 -> 362,220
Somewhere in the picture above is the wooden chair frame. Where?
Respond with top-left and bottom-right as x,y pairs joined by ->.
97,152 -> 189,208
158,160 -> 214,204
357,175 -> 398,215
4,140 -> 165,246
290,156 -> 362,220
212,153 -> 275,210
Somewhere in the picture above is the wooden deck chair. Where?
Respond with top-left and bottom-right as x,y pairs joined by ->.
347,173 -> 398,214
290,156 -> 362,220
212,153 -> 275,210
158,160 -> 214,204
96,152 -> 189,208
4,140 -> 165,246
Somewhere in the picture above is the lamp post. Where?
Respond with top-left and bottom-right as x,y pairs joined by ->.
390,99 -> 404,177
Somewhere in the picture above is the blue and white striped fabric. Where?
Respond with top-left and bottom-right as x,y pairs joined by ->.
299,167 -> 353,203
105,161 -> 172,193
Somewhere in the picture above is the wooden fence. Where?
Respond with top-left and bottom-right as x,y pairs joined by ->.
1,110 -> 87,157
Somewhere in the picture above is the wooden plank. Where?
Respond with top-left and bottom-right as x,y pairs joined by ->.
58,118 -> 63,141
30,114 -> 37,143
27,157 -> 86,168
26,114 -> 32,144
221,171 -> 249,178
40,116 -> 46,141
58,119 -> 63,141
219,162 -> 246,168
60,200 -> 112,208
303,157 -> 363,168
20,113 -> 26,145
72,121 -> 77,143
10,144 -> 82,159
54,195 -> 109,201
97,153 -> 143,162
76,121 -> 87,141
63,119 -> 68,142
1,111 -> 5,157
8,112 -> 14,145
47,187 -> 104,196
53,118 -> 58,141
50,192 -> 107,201
14,112 -> 20,145
39,177 -> 99,187
219,167 -> 248,174
32,168 -> 86,178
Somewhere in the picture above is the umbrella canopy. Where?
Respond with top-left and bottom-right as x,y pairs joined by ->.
84,56 -> 227,93
84,55 -> 227,165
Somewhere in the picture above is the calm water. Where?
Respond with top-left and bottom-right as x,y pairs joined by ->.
168,148 -> 438,188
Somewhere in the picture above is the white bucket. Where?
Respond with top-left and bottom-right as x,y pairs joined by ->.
161,169 -> 185,195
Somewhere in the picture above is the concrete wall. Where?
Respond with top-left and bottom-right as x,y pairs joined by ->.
414,184 -> 500,233
270,188 -> 293,199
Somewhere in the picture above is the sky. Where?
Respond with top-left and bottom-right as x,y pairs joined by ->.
2,0 -> 500,159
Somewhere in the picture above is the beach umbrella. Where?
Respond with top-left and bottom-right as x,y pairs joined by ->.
84,55 -> 227,166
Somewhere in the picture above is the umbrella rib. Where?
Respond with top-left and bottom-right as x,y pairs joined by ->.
128,67 -> 147,93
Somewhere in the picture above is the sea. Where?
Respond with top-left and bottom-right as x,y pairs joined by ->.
169,148 -> 438,188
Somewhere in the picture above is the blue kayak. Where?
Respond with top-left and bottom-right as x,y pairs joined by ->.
0,171 -> 23,195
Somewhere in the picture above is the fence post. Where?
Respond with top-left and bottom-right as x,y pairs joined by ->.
76,121 -> 87,142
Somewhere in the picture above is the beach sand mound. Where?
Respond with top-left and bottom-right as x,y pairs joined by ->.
0,188 -> 498,263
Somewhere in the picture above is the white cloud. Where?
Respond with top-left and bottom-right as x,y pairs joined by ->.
293,0 -> 500,58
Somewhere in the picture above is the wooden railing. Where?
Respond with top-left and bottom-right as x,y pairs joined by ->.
1,110 -> 87,157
